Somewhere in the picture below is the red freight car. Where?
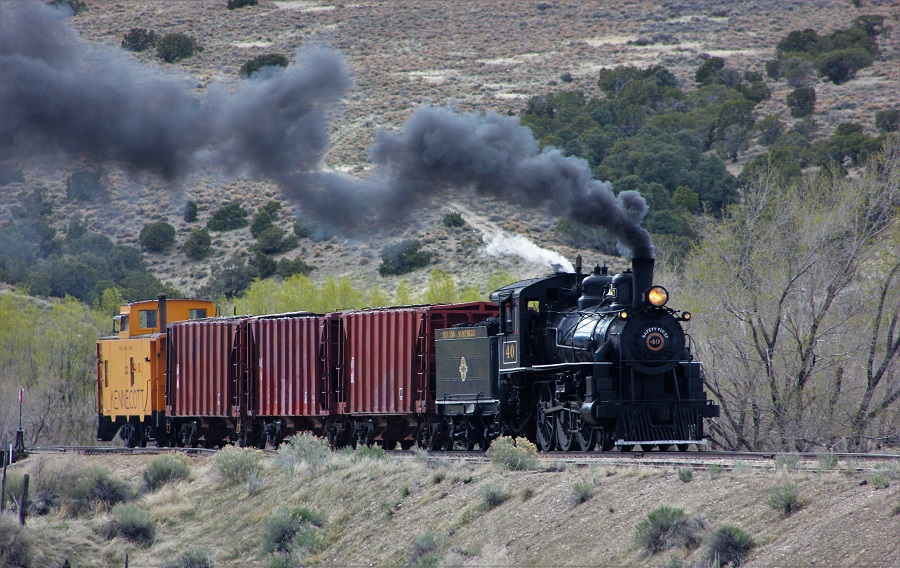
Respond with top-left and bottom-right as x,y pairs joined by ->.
333,302 -> 497,448
166,317 -> 246,447
239,313 -> 331,447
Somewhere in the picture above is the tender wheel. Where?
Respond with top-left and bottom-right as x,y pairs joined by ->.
640,444 -> 656,452
677,443 -> 690,452
555,409 -> 575,452
574,415 -> 596,452
597,426 -> 615,452
400,440 -> 414,450
619,444 -> 634,453
535,384 -> 556,452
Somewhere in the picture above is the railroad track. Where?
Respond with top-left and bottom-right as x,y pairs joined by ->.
14,446 -> 898,474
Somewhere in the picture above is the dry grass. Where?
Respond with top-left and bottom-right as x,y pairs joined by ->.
3,452 -> 900,566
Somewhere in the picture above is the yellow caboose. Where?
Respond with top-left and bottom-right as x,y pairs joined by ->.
96,294 -> 215,446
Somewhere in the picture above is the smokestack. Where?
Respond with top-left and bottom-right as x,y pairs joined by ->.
631,258 -> 654,308
157,293 -> 167,332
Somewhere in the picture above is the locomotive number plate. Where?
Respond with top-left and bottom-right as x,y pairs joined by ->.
502,340 -> 518,365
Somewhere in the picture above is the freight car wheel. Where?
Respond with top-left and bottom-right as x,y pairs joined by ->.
535,385 -> 556,452
677,444 -> 690,452
574,415 -> 596,452
555,410 -> 575,452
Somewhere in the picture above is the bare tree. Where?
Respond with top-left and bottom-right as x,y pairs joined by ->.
677,137 -> 900,451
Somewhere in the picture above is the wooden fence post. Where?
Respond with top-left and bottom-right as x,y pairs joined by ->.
18,473 -> 29,525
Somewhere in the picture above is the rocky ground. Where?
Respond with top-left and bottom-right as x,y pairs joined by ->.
2,0 -> 896,297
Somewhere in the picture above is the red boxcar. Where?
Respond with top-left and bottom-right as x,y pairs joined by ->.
166,317 -> 245,446
245,314 -> 328,417
339,302 -> 498,416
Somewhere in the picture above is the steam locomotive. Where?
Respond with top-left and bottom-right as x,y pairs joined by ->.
96,257 -> 718,451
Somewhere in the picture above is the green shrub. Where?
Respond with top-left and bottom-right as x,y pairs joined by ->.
786,86 -> 816,118
0,512 -> 34,568
707,464 -> 725,479
870,474 -> 890,489
255,226 -> 295,254
1,472 -> 25,512
262,507 -> 326,556
65,168 -> 105,201
816,47 -> 874,84
156,32 -> 202,63
49,0 -> 87,14
143,454 -> 191,491
410,531 -> 441,566
250,209 -> 274,238
274,433 -> 332,477
775,453 -> 801,470
215,446 -> 263,484
677,468 -> 693,483
875,109 -> 899,133
227,0 -> 258,8
442,212 -> 466,228
293,220 -> 314,239
249,251 -> 277,278
240,53 -> 289,78
184,228 -> 213,261
207,202 -> 249,231
103,503 -> 155,546
200,256 -> 254,299
486,436 -> 540,471
277,257 -> 314,278
766,481 -> 802,516
572,481 -> 594,505
66,467 -> 134,516
817,452 -> 838,472
703,524 -> 755,567
183,200 -> 199,222
121,28 -> 157,52
479,482 -> 511,510
352,444 -> 388,462
139,221 -> 176,252
635,506 -> 706,554
378,239 -> 431,276
164,548 -> 214,568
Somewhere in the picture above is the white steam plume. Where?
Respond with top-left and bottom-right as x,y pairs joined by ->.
482,232 -> 574,273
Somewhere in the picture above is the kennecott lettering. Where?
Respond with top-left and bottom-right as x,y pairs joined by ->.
110,388 -> 147,411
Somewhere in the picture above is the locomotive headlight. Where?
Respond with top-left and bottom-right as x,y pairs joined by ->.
647,286 -> 669,307
682,311 -> 692,321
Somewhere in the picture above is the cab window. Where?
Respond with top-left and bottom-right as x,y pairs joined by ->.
120,315 -> 129,333
189,309 -> 207,319
113,315 -> 123,333
139,309 -> 157,329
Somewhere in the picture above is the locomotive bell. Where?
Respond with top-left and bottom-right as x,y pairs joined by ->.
578,265 -> 612,310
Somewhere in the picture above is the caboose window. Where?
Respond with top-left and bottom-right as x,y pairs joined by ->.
189,309 -> 207,319
139,309 -> 157,329
120,315 -> 129,333
112,316 -> 122,333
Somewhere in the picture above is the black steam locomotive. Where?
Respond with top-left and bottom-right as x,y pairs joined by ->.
433,257 -> 719,451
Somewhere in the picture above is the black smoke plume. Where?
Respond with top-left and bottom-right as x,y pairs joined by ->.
1,1 -> 653,258
368,107 -> 653,258
0,1 -> 349,181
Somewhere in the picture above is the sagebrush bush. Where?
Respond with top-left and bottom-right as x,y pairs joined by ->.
66,467 -> 133,516
775,453 -> 801,470
817,452 -> 838,472
104,503 -> 156,546
410,531 -> 441,566
0,512 -> 34,568
635,506 -> 706,554
143,454 -> 191,491
262,507 -> 326,556
479,482 -> 511,510
240,53 -> 289,78
277,257 -> 314,278
703,524 -> 755,567
164,548 -> 214,568
485,436 -> 539,471
766,481 -> 802,516
1,472 -> 25,511
215,446 -> 263,484
352,444 -> 388,462
274,433 -> 332,477
183,200 -> 199,222
677,468 -> 693,483
572,481 -> 594,505
139,221 -> 176,252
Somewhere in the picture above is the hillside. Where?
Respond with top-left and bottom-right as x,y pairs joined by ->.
4,450 -> 899,567
0,0 -> 896,297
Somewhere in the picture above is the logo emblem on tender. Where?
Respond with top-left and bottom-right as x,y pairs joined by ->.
459,357 -> 468,381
